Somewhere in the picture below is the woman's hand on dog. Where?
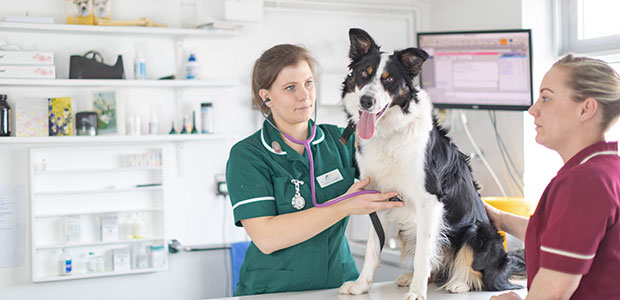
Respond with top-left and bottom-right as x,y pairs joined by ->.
337,177 -> 403,215
483,201 -> 504,231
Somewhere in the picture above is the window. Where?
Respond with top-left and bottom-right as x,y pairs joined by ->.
559,0 -> 620,140
559,0 -> 620,54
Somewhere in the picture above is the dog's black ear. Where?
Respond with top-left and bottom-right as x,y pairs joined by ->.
395,48 -> 429,77
348,28 -> 380,62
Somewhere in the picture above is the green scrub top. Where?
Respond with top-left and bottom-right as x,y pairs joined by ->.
226,119 -> 359,296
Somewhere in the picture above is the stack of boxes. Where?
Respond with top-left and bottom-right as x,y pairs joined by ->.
0,50 -> 56,79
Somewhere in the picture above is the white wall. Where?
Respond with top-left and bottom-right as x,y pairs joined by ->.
423,0 -> 527,198
0,0 -> 561,299
520,0 -> 563,202
0,1 -> 425,299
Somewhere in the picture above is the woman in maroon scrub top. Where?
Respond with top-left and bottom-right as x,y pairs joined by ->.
487,54 -> 620,300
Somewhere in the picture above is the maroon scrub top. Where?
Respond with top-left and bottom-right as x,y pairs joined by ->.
525,141 -> 620,299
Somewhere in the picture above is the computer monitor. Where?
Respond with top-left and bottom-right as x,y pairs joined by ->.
417,29 -> 533,110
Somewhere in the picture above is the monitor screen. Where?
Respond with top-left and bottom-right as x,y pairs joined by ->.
417,29 -> 533,110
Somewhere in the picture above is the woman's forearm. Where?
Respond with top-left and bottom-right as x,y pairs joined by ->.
241,204 -> 348,254
500,212 -> 529,241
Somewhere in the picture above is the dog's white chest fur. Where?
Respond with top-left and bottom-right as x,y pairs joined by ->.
355,90 -> 436,224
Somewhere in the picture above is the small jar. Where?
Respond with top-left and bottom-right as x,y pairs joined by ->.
200,102 -> 213,133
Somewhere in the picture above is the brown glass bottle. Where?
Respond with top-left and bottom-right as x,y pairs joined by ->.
0,94 -> 10,136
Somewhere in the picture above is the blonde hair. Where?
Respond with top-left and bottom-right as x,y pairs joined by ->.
553,54 -> 620,131
251,44 -> 318,114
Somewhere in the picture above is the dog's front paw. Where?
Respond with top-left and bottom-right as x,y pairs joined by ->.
444,281 -> 471,293
403,291 -> 426,300
338,280 -> 371,295
395,272 -> 413,287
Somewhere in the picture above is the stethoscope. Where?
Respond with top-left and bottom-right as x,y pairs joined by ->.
260,98 -> 380,208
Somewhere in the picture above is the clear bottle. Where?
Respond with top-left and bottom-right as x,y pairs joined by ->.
86,252 -> 97,273
134,244 -> 149,269
149,106 -> 159,135
186,53 -> 198,80
59,248 -> 72,276
134,51 -> 147,80
95,255 -> 106,273
130,213 -> 146,239
0,94 -> 10,137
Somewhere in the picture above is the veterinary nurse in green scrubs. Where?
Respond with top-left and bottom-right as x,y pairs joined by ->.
226,44 -> 403,296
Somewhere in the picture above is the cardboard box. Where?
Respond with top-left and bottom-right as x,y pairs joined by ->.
0,51 -> 54,65
0,65 -> 56,79
66,0 -> 94,25
93,0 -> 111,24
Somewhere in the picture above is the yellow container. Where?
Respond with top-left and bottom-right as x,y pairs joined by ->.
482,196 -> 534,217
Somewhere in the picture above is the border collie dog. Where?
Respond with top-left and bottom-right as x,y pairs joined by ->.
338,28 -> 525,300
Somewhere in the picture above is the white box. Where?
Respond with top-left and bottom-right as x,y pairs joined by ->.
0,65 -> 55,79
100,215 -> 119,242
224,0 -> 263,22
0,51 -> 54,65
113,248 -> 131,272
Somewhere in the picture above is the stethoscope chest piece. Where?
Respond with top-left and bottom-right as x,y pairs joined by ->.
290,179 -> 305,210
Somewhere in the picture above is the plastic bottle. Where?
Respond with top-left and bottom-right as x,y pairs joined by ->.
134,244 -> 149,269
59,248 -> 72,276
0,94 -> 10,137
95,255 -> 105,273
149,106 -> 158,135
134,51 -> 147,80
200,102 -> 213,133
86,252 -> 97,273
130,213 -> 146,239
186,53 -> 198,80
190,111 -> 198,134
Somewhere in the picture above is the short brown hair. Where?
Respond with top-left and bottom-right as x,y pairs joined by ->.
251,44 -> 318,114
553,54 -> 620,131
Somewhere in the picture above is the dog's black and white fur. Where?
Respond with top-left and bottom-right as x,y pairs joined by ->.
338,29 -> 525,300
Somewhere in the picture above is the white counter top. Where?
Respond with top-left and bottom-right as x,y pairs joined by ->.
209,281 -> 527,300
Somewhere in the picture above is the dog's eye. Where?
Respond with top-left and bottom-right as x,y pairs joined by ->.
386,77 -> 394,83
361,71 -> 368,78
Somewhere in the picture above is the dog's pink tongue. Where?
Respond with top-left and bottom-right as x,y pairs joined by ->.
358,111 -> 376,139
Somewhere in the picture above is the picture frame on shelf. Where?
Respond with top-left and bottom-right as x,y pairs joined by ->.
15,97 -> 48,137
48,97 -> 72,136
89,89 -> 125,135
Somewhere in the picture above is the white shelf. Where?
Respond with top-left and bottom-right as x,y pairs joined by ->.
34,267 -> 168,283
35,166 -> 163,174
35,208 -> 164,218
0,78 -> 239,88
0,134 -> 228,144
0,21 -> 239,37
34,184 -> 163,196
36,237 -> 166,250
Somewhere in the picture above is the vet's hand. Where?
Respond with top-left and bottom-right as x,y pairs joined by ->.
490,291 -> 523,300
338,177 -> 403,215
483,201 -> 503,231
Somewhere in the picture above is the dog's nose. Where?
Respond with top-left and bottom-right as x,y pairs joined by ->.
360,95 -> 374,110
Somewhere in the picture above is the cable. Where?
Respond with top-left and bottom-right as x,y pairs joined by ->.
459,110 -> 508,197
488,111 -> 524,196
220,194 -> 231,297
489,111 -> 524,185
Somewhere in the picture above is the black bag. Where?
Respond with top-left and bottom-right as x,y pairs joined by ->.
69,51 -> 125,79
